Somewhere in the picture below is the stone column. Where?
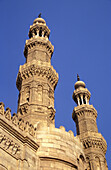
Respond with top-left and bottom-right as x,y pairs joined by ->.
81,94 -> 83,104
85,96 -> 87,104
42,31 -> 44,37
37,30 -> 39,36
77,96 -> 80,106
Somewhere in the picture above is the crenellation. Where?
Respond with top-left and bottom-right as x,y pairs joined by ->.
0,102 -> 5,115
5,107 -> 11,120
0,103 -> 37,139
59,125 -> 65,131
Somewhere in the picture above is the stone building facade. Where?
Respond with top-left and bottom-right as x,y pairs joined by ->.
0,16 -> 108,170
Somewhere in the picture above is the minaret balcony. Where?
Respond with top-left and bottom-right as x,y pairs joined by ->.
16,62 -> 58,91
72,104 -> 97,121
79,131 -> 107,155
24,37 -> 54,59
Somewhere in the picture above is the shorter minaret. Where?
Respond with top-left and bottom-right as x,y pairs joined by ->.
72,75 -> 108,170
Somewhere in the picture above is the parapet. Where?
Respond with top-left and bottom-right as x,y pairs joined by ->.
36,123 -> 86,169
0,102 -> 36,137
0,102 -> 38,153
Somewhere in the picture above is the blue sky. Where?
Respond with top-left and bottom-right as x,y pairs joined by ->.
0,0 -> 111,168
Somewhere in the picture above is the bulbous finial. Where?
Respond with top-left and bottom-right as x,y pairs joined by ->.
38,13 -> 42,18
77,74 -> 80,81
74,74 -> 86,89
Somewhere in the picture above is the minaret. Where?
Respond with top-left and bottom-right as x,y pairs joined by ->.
72,75 -> 108,170
16,15 -> 58,126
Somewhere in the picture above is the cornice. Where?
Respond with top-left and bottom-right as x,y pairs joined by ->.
16,63 -> 58,90
79,132 -> 107,154
24,37 -> 54,58
72,104 -> 97,120
0,118 -> 39,152
29,24 -> 50,36
73,88 -> 91,99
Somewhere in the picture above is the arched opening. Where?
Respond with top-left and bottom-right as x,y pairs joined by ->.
86,157 -> 91,170
80,154 -> 85,162
34,29 -> 37,35
79,95 -> 82,105
39,29 -> 42,37
83,95 -> 86,104
44,31 -> 47,37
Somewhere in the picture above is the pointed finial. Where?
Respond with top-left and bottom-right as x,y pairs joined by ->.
77,74 -> 80,81
38,13 -> 42,18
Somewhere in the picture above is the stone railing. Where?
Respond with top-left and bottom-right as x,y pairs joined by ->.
80,132 -> 107,154
16,63 -> 58,91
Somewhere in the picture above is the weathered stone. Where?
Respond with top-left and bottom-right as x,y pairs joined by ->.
0,16 -> 108,170
72,78 -> 108,169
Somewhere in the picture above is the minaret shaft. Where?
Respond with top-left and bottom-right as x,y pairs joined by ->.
72,77 -> 107,169
16,17 -> 58,126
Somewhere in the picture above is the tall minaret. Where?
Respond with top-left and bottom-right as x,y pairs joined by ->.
16,15 -> 58,126
72,75 -> 108,170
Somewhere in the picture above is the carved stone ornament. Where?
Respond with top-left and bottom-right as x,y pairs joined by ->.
24,121 -> 29,132
24,121 -> 36,137
12,113 -> 18,126
48,106 -> 55,122
16,65 -> 58,91
5,107 -> 11,120
29,124 -> 35,136
0,102 -> 5,115
82,137 -> 107,154
18,119 -> 25,131
19,103 -> 29,115
0,132 -> 20,157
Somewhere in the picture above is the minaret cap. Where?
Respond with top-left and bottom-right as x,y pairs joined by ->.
33,13 -> 46,25
74,74 -> 86,89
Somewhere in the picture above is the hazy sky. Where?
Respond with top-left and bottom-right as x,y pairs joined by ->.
0,0 -> 111,168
